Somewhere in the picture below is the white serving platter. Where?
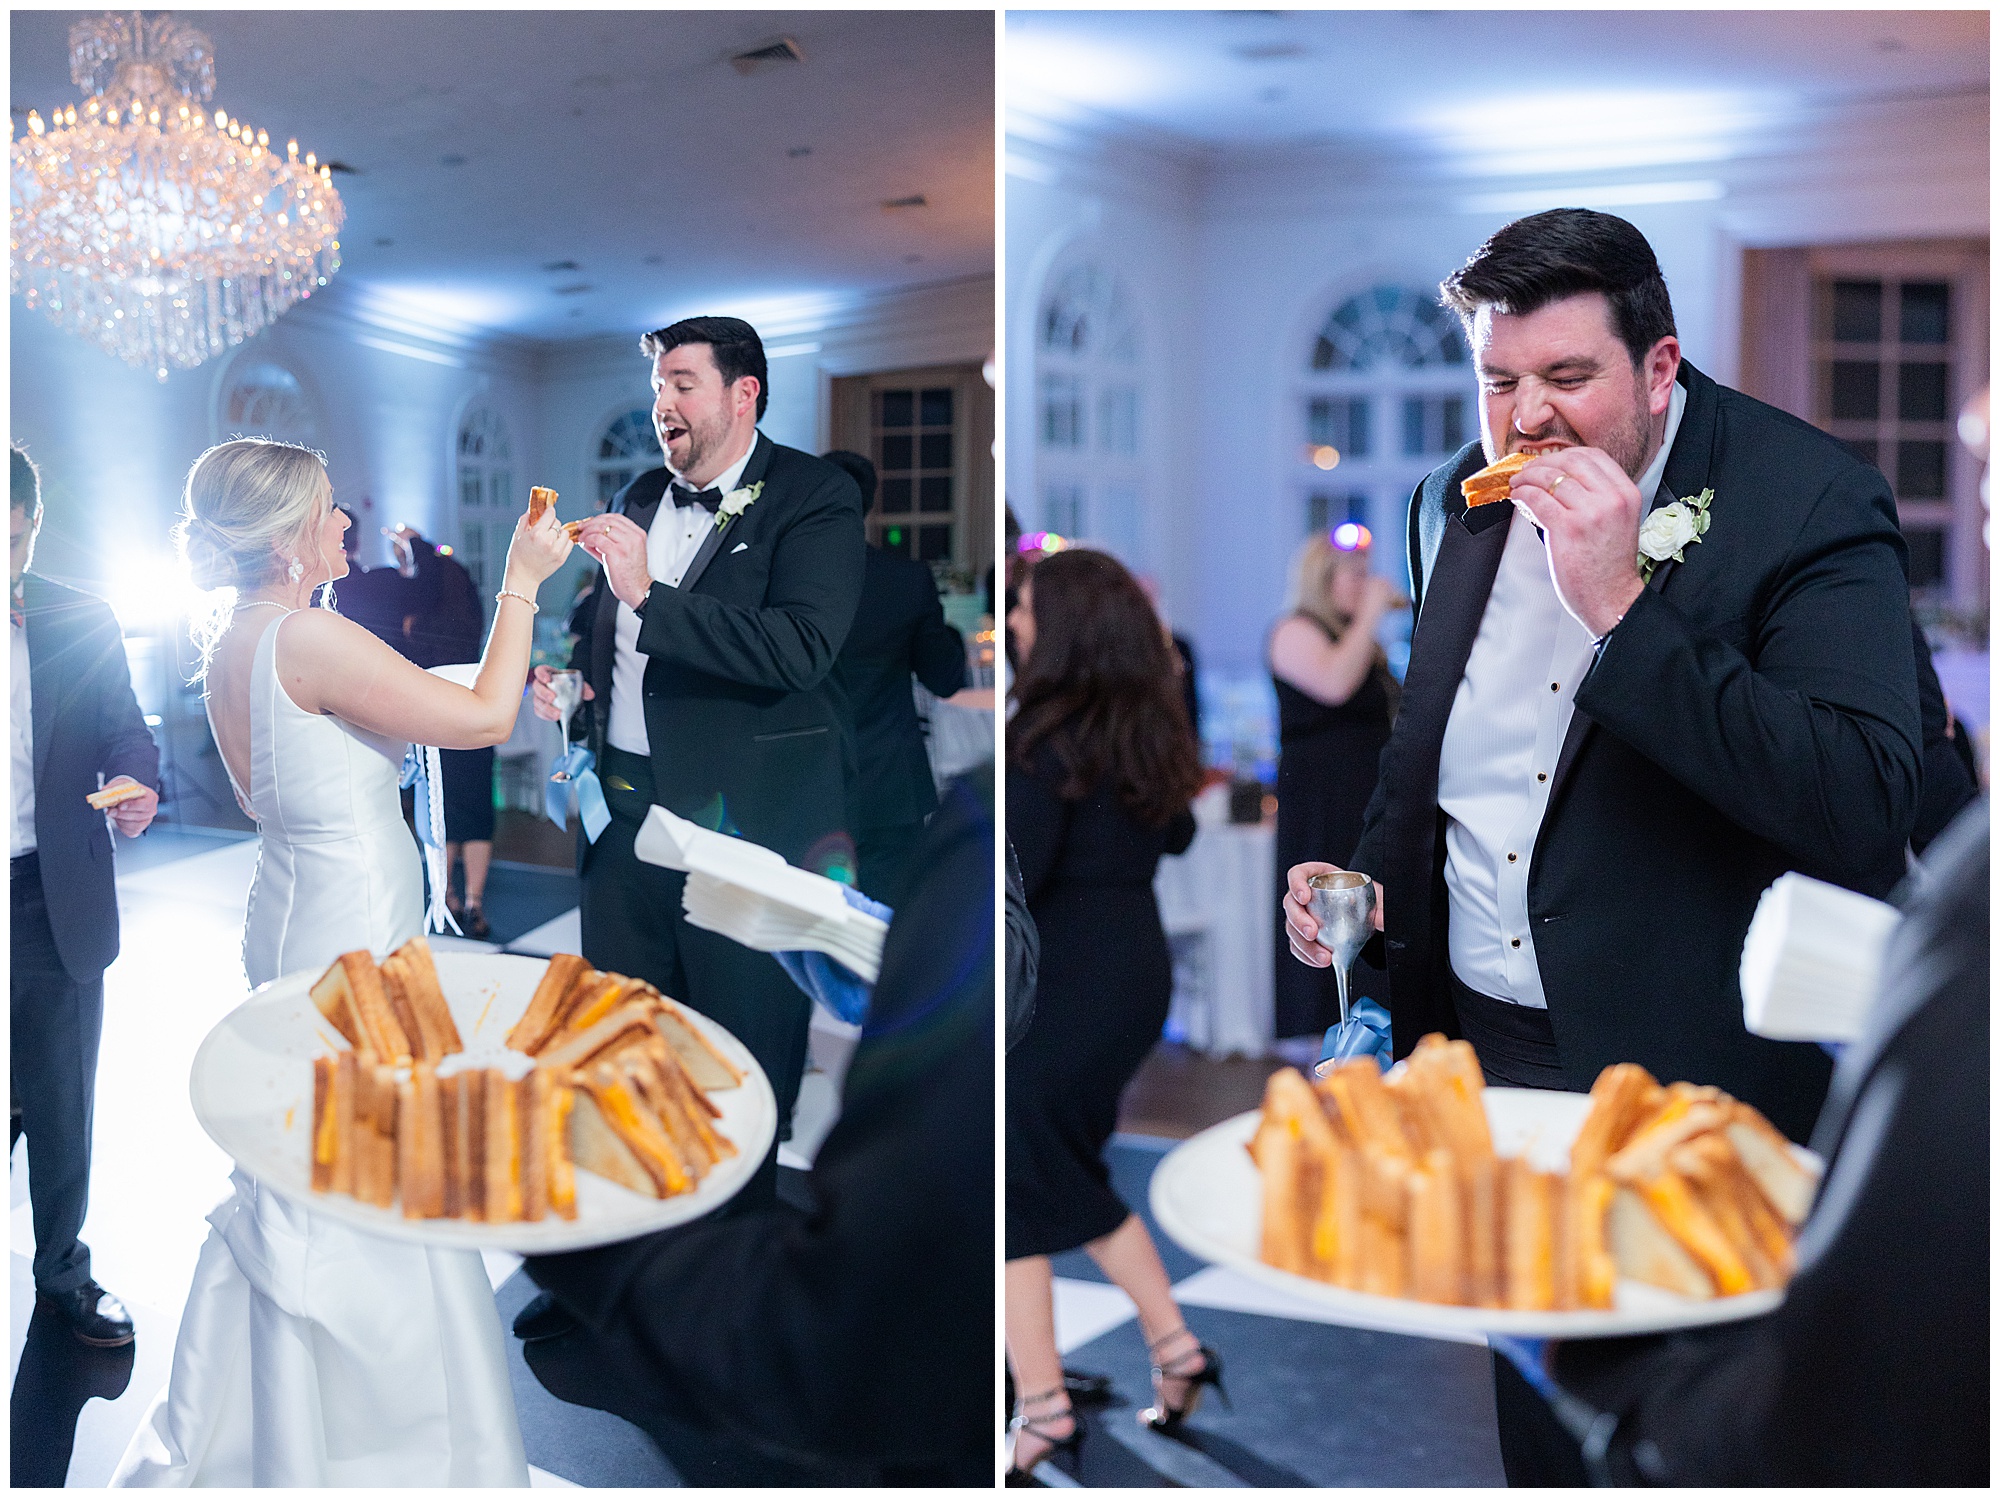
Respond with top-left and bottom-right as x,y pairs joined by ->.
191,951 -> 776,1252
1150,1087 -> 1813,1340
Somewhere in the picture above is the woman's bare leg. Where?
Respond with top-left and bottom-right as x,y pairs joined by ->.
1004,1255 -> 1074,1468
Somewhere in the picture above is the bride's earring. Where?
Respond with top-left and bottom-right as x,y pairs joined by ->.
287,556 -> 304,583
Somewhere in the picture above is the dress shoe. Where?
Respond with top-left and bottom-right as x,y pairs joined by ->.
512,1289 -> 579,1342
39,1281 -> 136,1347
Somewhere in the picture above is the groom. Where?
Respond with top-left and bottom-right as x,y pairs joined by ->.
535,316 -> 864,1205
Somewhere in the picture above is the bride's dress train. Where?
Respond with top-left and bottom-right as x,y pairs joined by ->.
114,611 -> 527,1486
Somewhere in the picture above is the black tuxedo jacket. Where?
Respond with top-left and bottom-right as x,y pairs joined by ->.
1547,801 -> 1987,1485
832,544 -> 966,830
568,434 -> 866,866
523,767 -> 995,1482
20,573 -> 161,980
1353,361 -> 1921,1141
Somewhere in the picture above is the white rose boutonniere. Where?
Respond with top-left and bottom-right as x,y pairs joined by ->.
715,480 -> 764,529
1637,487 -> 1713,582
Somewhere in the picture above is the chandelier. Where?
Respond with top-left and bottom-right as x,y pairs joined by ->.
10,11 -> 344,381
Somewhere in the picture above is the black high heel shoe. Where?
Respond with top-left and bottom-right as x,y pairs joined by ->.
1137,1327 -> 1228,1433
1007,1386 -> 1083,1485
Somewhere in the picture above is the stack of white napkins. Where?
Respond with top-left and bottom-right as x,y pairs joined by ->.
1739,871 -> 1901,1043
634,805 -> 889,984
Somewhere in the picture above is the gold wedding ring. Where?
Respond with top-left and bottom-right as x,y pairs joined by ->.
1550,472 -> 1567,491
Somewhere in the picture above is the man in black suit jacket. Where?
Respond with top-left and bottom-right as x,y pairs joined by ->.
1533,799 -> 1986,1485
1282,211 -> 1922,1486
820,449 -> 967,905
515,766 -> 993,1485
10,446 -> 160,1346
533,317 -> 865,1204
1287,211 -> 1919,1143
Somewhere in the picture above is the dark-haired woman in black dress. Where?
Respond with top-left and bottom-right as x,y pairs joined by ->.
1004,548 -> 1208,1480
1269,530 -> 1405,1041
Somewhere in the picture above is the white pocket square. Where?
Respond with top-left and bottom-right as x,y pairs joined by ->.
730,541 -> 749,554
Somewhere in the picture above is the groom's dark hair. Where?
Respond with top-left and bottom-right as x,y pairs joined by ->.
1441,209 -> 1676,368
640,316 -> 769,421
11,444 -> 42,519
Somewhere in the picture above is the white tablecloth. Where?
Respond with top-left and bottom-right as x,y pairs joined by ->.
1155,787 -> 1276,1058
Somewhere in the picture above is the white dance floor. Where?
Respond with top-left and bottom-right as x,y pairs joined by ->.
9,830 -> 854,1486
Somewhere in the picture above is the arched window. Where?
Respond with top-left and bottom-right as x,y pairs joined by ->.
219,359 -> 317,446
454,406 -> 514,599
1299,285 -> 1475,570
1036,260 -> 1144,561
590,408 -> 659,510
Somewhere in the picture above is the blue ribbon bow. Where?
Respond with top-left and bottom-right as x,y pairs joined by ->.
772,886 -> 893,1026
1314,996 -> 1394,1077
546,744 -> 611,844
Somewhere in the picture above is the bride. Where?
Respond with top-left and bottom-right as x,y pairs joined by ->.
114,437 -> 571,1486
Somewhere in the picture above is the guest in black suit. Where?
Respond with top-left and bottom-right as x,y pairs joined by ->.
395,527 -> 498,937
532,317 -> 865,1205
1282,210 -> 1922,1484
1005,549 -> 1207,1478
820,448 -> 967,905
1909,611 -> 1979,852
516,767 -> 994,1486
9,445 -> 159,1346
1286,210 -> 1919,1141
1530,799 -> 1987,1486
330,505 -> 407,649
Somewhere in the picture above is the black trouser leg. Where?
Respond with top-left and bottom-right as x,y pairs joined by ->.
580,811 -> 809,1207
1491,1351 -> 1589,1486
10,861 -> 102,1295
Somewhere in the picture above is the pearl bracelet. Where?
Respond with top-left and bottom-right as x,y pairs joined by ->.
495,589 -> 539,613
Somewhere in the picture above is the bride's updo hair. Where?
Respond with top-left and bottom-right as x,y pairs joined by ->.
176,438 -> 331,593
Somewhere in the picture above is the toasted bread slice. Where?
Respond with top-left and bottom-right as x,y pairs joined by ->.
517,1070 -> 549,1222
353,1061 -> 400,1209
1460,449 -> 1535,507
1670,1134 -> 1789,1291
86,780 -> 150,810
507,953 -> 593,1055
545,1079 -> 577,1221
1724,1105 -> 1819,1226
310,1055 -> 344,1193
1406,1148 -> 1465,1305
1256,1069 -> 1325,1275
538,1000 -> 665,1076
1570,1172 -> 1618,1310
569,1085 -> 655,1195
573,1064 -> 691,1197
1502,1157 -> 1560,1311
397,1064 -> 447,1219
1570,1062 -> 1660,1177
651,1001 -> 744,1090
1356,1144 -> 1412,1299
1628,1169 -> 1753,1296
1608,1185 -> 1713,1298
481,1067 -> 524,1223
380,938 -> 463,1063
1321,1060 -> 1416,1162
1605,1101 -> 1731,1184
528,486 -> 558,525
1464,1155 -> 1503,1308
310,951 -> 375,1050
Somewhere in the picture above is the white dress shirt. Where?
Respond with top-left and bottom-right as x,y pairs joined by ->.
605,440 -> 756,757
1437,383 -> 1686,1006
11,611 -> 35,856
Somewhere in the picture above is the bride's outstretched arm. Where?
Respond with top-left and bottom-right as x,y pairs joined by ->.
280,507 -> 572,748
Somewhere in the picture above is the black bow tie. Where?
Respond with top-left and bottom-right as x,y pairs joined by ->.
670,484 -> 722,513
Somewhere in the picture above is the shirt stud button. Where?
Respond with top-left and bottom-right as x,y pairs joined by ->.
1510,937 -> 1522,948
1507,852 -> 1517,862
1550,682 -> 1560,691
1537,772 -> 1548,782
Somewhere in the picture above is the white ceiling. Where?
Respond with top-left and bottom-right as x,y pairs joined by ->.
11,9 -> 995,344
1007,10 -> 1989,173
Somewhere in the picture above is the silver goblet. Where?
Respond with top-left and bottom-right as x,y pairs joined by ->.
547,670 -> 584,781
1308,870 -> 1378,1026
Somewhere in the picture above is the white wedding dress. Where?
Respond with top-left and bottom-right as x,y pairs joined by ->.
114,608 -> 528,1487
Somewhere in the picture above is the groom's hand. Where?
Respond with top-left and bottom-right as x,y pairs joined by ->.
1509,447 -> 1647,638
576,514 -> 653,611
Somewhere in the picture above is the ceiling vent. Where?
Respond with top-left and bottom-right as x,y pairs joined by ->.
552,283 -> 593,297
541,259 -> 581,272
730,36 -> 805,76
882,194 -> 927,211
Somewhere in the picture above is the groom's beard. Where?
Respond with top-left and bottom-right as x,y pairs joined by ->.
658,409 -> 732,482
